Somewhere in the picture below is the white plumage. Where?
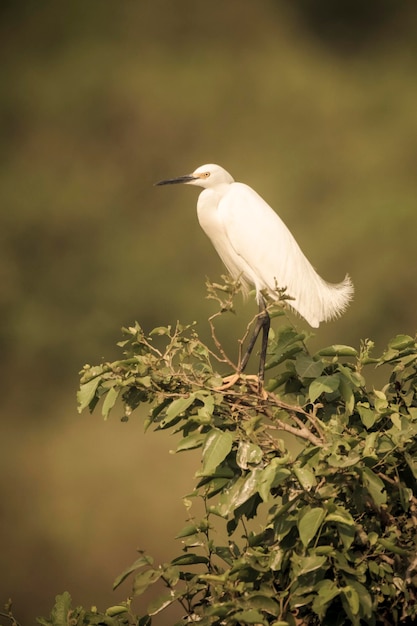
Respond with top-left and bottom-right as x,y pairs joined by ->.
157,163 -> 353,328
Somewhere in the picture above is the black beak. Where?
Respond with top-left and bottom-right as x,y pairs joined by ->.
155,174 -> 195,186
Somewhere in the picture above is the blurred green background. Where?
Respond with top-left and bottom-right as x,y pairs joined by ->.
1,1 -> 416,622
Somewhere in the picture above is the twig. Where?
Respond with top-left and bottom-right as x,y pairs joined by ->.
237,310 -> 263,370
265,392 -> 325,441
0,611 -> 22,626
159,574 -> 196,620
377,472 -> 399,487
208,312 -> 238,371
268,418 -> 322,447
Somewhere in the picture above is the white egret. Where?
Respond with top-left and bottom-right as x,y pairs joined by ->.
156,164 -> 353,385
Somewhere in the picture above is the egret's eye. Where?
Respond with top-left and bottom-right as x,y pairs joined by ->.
202,172 -> 210,178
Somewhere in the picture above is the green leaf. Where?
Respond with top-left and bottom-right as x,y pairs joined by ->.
298,507 -> 325,547
357,402 -> 377,428
337,363 -> 364,387
171,553 -> 209,565
309,375 -> 340,402
175,523 -> 198,538
200,429 -> 233,476
213,545 -> 236,566
342,585 -> 360,616
325,505 -> 354,526
266,327 -> 305,369
50,592 -> 72,625
361,466 -> 387,506
200,572 -> 230,585
338,376 -> 355,416
378,537 -> 409,555
312,579 -> 340,618
269,547 -> 284,571
338,523 -> 355,550
363,432 -> 378,458
248,594 -> 280,616
350,581 -> 372,618
291,553 -> 327,576
204,601 -> 235,617
205,476 -> 233,498
258,460 -> 290,502
77,377 -> 101,412
195,391 -> 215,419
148,592 -> 176,616
162,565 -> 180,586
236,441 -> 263,469
373,389 -> 388,413
163,394 -> 196,425
136,375 -> 152,388
295,355 -> 324,378
149,325 -> 171,336
388,334 -> 415,351
133,568 -> 161,596
176,432 -> 205,452
113,554 -> 154,590
316,345 -> 358,357
327,451 -> 361,468
102,385 -> 119,420
216,470 -> 262,517
405,452 -> 417,480
105,605 -> 129,617
380,335 -> 416,363
231,609 -> 266,624
294,466 -> 316,490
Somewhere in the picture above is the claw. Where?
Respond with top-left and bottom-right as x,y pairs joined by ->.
215,373 -> 267,398
215,373 -> 240,390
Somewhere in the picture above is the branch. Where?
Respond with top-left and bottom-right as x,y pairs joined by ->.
268,417 -> 323,447
266,392 -> 325,441
207,312 -> 238,371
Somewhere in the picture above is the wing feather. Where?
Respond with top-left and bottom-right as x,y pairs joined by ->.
218,183 -> 353,327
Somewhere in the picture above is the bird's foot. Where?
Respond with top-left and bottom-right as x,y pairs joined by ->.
247,376 -> 268,400
215,373 -> 267,398
215,373 -> 240,390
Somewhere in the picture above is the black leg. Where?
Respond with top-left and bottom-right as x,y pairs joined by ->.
258,303 -> 270,386
240,298 -> 270,385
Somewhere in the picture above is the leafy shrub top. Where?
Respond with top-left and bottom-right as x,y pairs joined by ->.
42,283 -> 417,626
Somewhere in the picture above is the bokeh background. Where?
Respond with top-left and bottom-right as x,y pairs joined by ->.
1,1 -> 417,623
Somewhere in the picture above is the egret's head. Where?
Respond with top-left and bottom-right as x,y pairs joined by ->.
156,164 -> 234,189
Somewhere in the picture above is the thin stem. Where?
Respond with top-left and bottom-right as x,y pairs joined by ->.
208,312 -> 238,371
268,419 -> 322,447
0,612 -> 22,626
240,517 -> 250,550
266,393 -> 325,441
159,574 -> 195,619
201,496 -> 215,574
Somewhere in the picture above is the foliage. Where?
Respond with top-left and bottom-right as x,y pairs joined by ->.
42,281 -> 417,625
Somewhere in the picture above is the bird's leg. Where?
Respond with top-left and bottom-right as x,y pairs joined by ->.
216,298 -> 270,393
240,298 -> 270,386
239,315 -> 264,372
258,301 -> 270,386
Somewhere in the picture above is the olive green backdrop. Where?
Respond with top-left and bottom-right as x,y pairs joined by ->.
1,1 -> 416,623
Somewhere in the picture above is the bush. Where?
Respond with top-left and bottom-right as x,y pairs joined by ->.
39,282 -> 417,625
